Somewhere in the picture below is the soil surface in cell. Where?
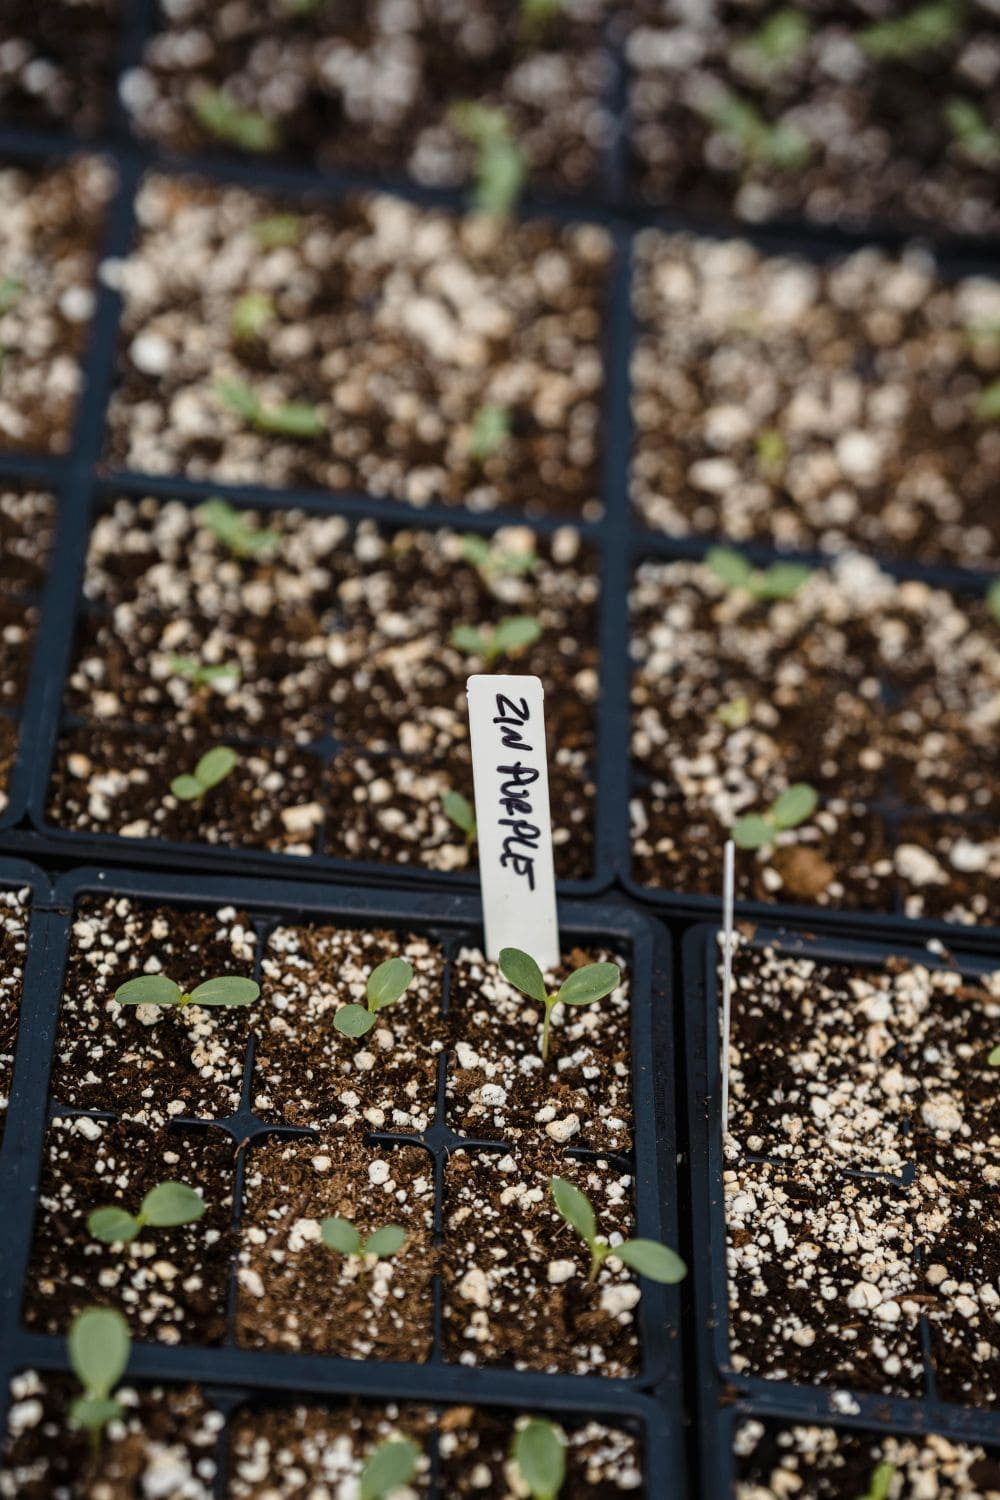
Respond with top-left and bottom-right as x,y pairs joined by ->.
0,0 -> 119,134
0,883 -> 29,1145
438,1409 -> 644,1496
227,1402 -> 433,1499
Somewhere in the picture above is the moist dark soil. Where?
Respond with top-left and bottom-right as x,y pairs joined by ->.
0,1372 -> 221,1499
24,1117 -> 234,1346
442,1151 -> 643,1376
447,944 -> 632,1151
51,895 -> 256,1124
630,555 -> 1000,923
0,156 -> 111,455
626,2 -> 1000,238
0,883 -> 29,1145
254,922 -> 447,1133
124,0 -> 611,195
734,1420 -> 1000,1499
236,1135 -> 436,1361
0,0 -> 119,135
0,490 -> 56,595
51,497 -> 599,877
105,175 -> 609,520
631,231 -> 1000,570
226,1401 -> 434,1498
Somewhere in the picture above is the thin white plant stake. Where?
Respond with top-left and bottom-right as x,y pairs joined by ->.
466,674 -> 560,969
720,838 -> 735,1133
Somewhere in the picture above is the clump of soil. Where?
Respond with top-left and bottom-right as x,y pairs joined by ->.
0,157 -> 111,454
631,231 -> 1000,570
0,882 -> 30,1145
105,176 -> 610,519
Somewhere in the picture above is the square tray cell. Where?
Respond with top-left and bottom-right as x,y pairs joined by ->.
630,230 -> 1000,570
104,174 -> 610,520
0,878 -> 33,1149
0,1 -> 120,136
0,157 -> 111,456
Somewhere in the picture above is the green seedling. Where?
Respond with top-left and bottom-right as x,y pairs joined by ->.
320,1216 -> 407,1283
859,2 -> 960,59
68,1306 -> 130,1452
88,1182 -> 206,1245
450,103 -> 526,219
334,957 -> 415,1038
549,1176 -> 687,1288
360,1438 -> 421,1500
469,403 -> 511,462
169,745 -> 238,804
450,615 -> 542,664
520,0 -> 562,40
114,972 -> 260,1009
944,99 -> 1000,166
858,1460 -> 897,1500
0,277 -> 22,313
731,784 -> 819,849
716,695 -> 751,730
511,1418 -> 567,1500
707,546 -> 813,601
192,88 -> 280,152
462,532 -> 537,582
755,428 -> 787,468
987,579 -> 1000,625
443,790 -> 477,845
988,1044 -> 1000,1066
198,497 -> 280,559
499,948 -> 620,1063
231,290 -> 275,340
703,91 -> 811,169
169,655 -> 240,690
975,379 -> 1000,420
214,377 -> 324,438
735,11 -> 810,73
252,214 -> 301,248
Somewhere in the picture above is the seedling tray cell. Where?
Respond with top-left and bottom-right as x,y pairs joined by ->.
0,866 -> 686,1495
684,918 -> 1000,1492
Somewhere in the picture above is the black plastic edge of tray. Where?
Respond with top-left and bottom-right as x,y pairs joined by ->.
0,866 -> 686,1496
683,916 -> 1000,1494
0,856 -> 53,1162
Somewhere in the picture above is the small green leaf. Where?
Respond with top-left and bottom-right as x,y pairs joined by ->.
140,1182 -> 206,1228
988,1045 -> 1000,1066
252,214 -> 301,247
360,1438 -> 421,1500
451,624 -> 486,656
859,2 -> 959,59
193,88 -> 280,152
755,428 -> 787,467
756,562 -> 813,600
743,10 -> 810,67
706,547 -> 754,591
976,380 -> 1000,420
469,403 -> 510,461
861,1461 -> 897,1500
366,957 -> 415,1011
194,746 -> 237,789
188,975 -> 260,1007
213,378 -> 262,422
499,948 -> 549,1005
114,974 -> 182,1007
614,1238 -> 688,1284
69,1394 -> 125,1434
363,1225 -> 407,1259
512,1419 -> 566,1500
88,1207 -> 140,1245
731,814 -> 774,850
556,961 -> 621,1007
334,1004 -> 377,1037
988,580 -> 1000,624
320,1216 -> 363,1256
716,696 -> 751,730
443,790 -> 477,839
170,774 -> 205,802
491,615 -> 542,658
68,1307 -> 130,1400
944,99 -> 1000,165
549,1175 -> 596,1246
257,400 -> 324,437
771,783 -> 818,829
461,534 -> 493,570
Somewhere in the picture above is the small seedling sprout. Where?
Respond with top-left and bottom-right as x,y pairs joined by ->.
193,88 -> 279,152
858,2 -> 959,59
214,377 -> 324,437
988,1045 -> 1000,1066
359,1438 -> 421,1500
731,784 -> 819,849
944,99 -> 1000,166
706,546 -> 813,601
169,745 -> 238,804
114,972 -> 260,1009
462,532 -> 537,582
703,91 -> 811,169
169,655 -> 240,690
469,403 -> 511,462
498,948 -> 620,1063
334,956 -> 415,1038
198,497 -> 280,559
231,290 -> 275,340
716,695 -> 751,730
320,1215 -> 407,1283
755,428 -> 787,468
511,1418 -> 567,1500
520,0 -> 562,39
450,103 -> 526,219
976,379 -> 1000,421
549,1176 -> 687,1287
68,1306 -> 131,1451
987,579 -> 1000,625
252,214 -> 301,247
450,615 -> 542,664
88,1182 -> 206,1245
858,1460 -> 897,1500
735,11 -> 810,73
443,790 -> 477,845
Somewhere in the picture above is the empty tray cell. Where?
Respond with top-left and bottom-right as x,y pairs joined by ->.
0,0 -> 120,135
917,1170 -> 1000,1407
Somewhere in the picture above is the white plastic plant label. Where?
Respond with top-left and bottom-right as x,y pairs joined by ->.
466,673 -> 560,969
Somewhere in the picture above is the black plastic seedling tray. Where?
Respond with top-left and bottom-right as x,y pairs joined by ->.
0,859 -> 686,1495
682,918 -> 1000,1497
